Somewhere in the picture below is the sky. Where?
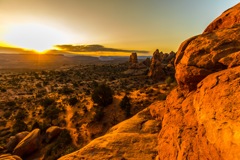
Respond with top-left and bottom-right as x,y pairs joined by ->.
0,0 -> 239,56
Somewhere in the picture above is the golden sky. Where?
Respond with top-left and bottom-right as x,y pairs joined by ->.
0,0 -> 239,55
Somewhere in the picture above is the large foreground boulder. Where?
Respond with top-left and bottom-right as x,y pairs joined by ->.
152,3 -> 240,160
58,108 -> 161,160
13,129 -> 41,157
155,66 -> 240,160
204,3 -> 240,33
175,4 -> 240,93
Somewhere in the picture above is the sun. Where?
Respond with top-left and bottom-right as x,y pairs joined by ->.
3,23 -> 70,52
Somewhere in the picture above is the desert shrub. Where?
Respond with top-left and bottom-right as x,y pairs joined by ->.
3,110 -> 12,119
15,109 -> 28,120
41,97 -> 55,108
6,101 -> 16,107
45,129 -> 73,160
91,80 -> 98,88
93,107 -> 104,121
44,106 -> 60,121
59,86 -> 74,94
68,97 -> 78,106
120,95 -> 131,109
120,95 -> 131,118
0,87 -> 6,92
31,120 -> 40,130
91,83 -> 113,107
165,76 -> 174,86
157,93 -> 167,100
12,120 -> 28,134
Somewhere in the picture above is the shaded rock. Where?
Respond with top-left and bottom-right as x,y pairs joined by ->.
142,57 -> 151,67
6,131 -> 29,152
0,154 -> 22,160
163,51 -> 176,64
13,129 -> 41,157
204,3 -> 240,33
45,126 -> 62,143
218,51 -> 240,68
148,49 -> 165,80
58,108 -> 161,160
129,52 -> 138,64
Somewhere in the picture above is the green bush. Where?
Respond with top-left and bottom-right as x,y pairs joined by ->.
92,83 -> 113,107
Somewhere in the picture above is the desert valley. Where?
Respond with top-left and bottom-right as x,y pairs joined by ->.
0,1 -> 240,160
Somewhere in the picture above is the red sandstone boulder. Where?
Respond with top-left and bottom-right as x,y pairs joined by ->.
13,129 -> 41,157
175,21 -> 240,92
154,3 -> 240,160
46,126 -> 62,143
6,131 -> 29,152
204,3 -> 240,33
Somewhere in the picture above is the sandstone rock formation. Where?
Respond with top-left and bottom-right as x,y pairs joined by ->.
204,3 -> 240,33
148,49 -> 166,80
0,154 -> 22,160
13,129 -> 41,157
152,3 -> 240,160
129,52 -> 138,64
58,108 -> 161,160
6,131 -> 29,152
125,52 -> 149,75
142,57 -> 151,67
175,14 -> 240,92
45,126 -> 62,143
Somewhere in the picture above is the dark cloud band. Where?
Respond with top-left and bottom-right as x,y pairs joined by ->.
55,44 -> 148,53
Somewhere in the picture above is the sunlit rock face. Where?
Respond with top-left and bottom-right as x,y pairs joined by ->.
152,3 -> 240,160
58,108 -> 161,160
204,3 -> 240,33
175,3 -> 240,93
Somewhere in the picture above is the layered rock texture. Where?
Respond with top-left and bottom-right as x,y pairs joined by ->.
152,3 -> 240,160
59,108 -> 161,160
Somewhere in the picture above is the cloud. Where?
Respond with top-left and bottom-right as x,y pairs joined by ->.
55,44 -> 149,53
